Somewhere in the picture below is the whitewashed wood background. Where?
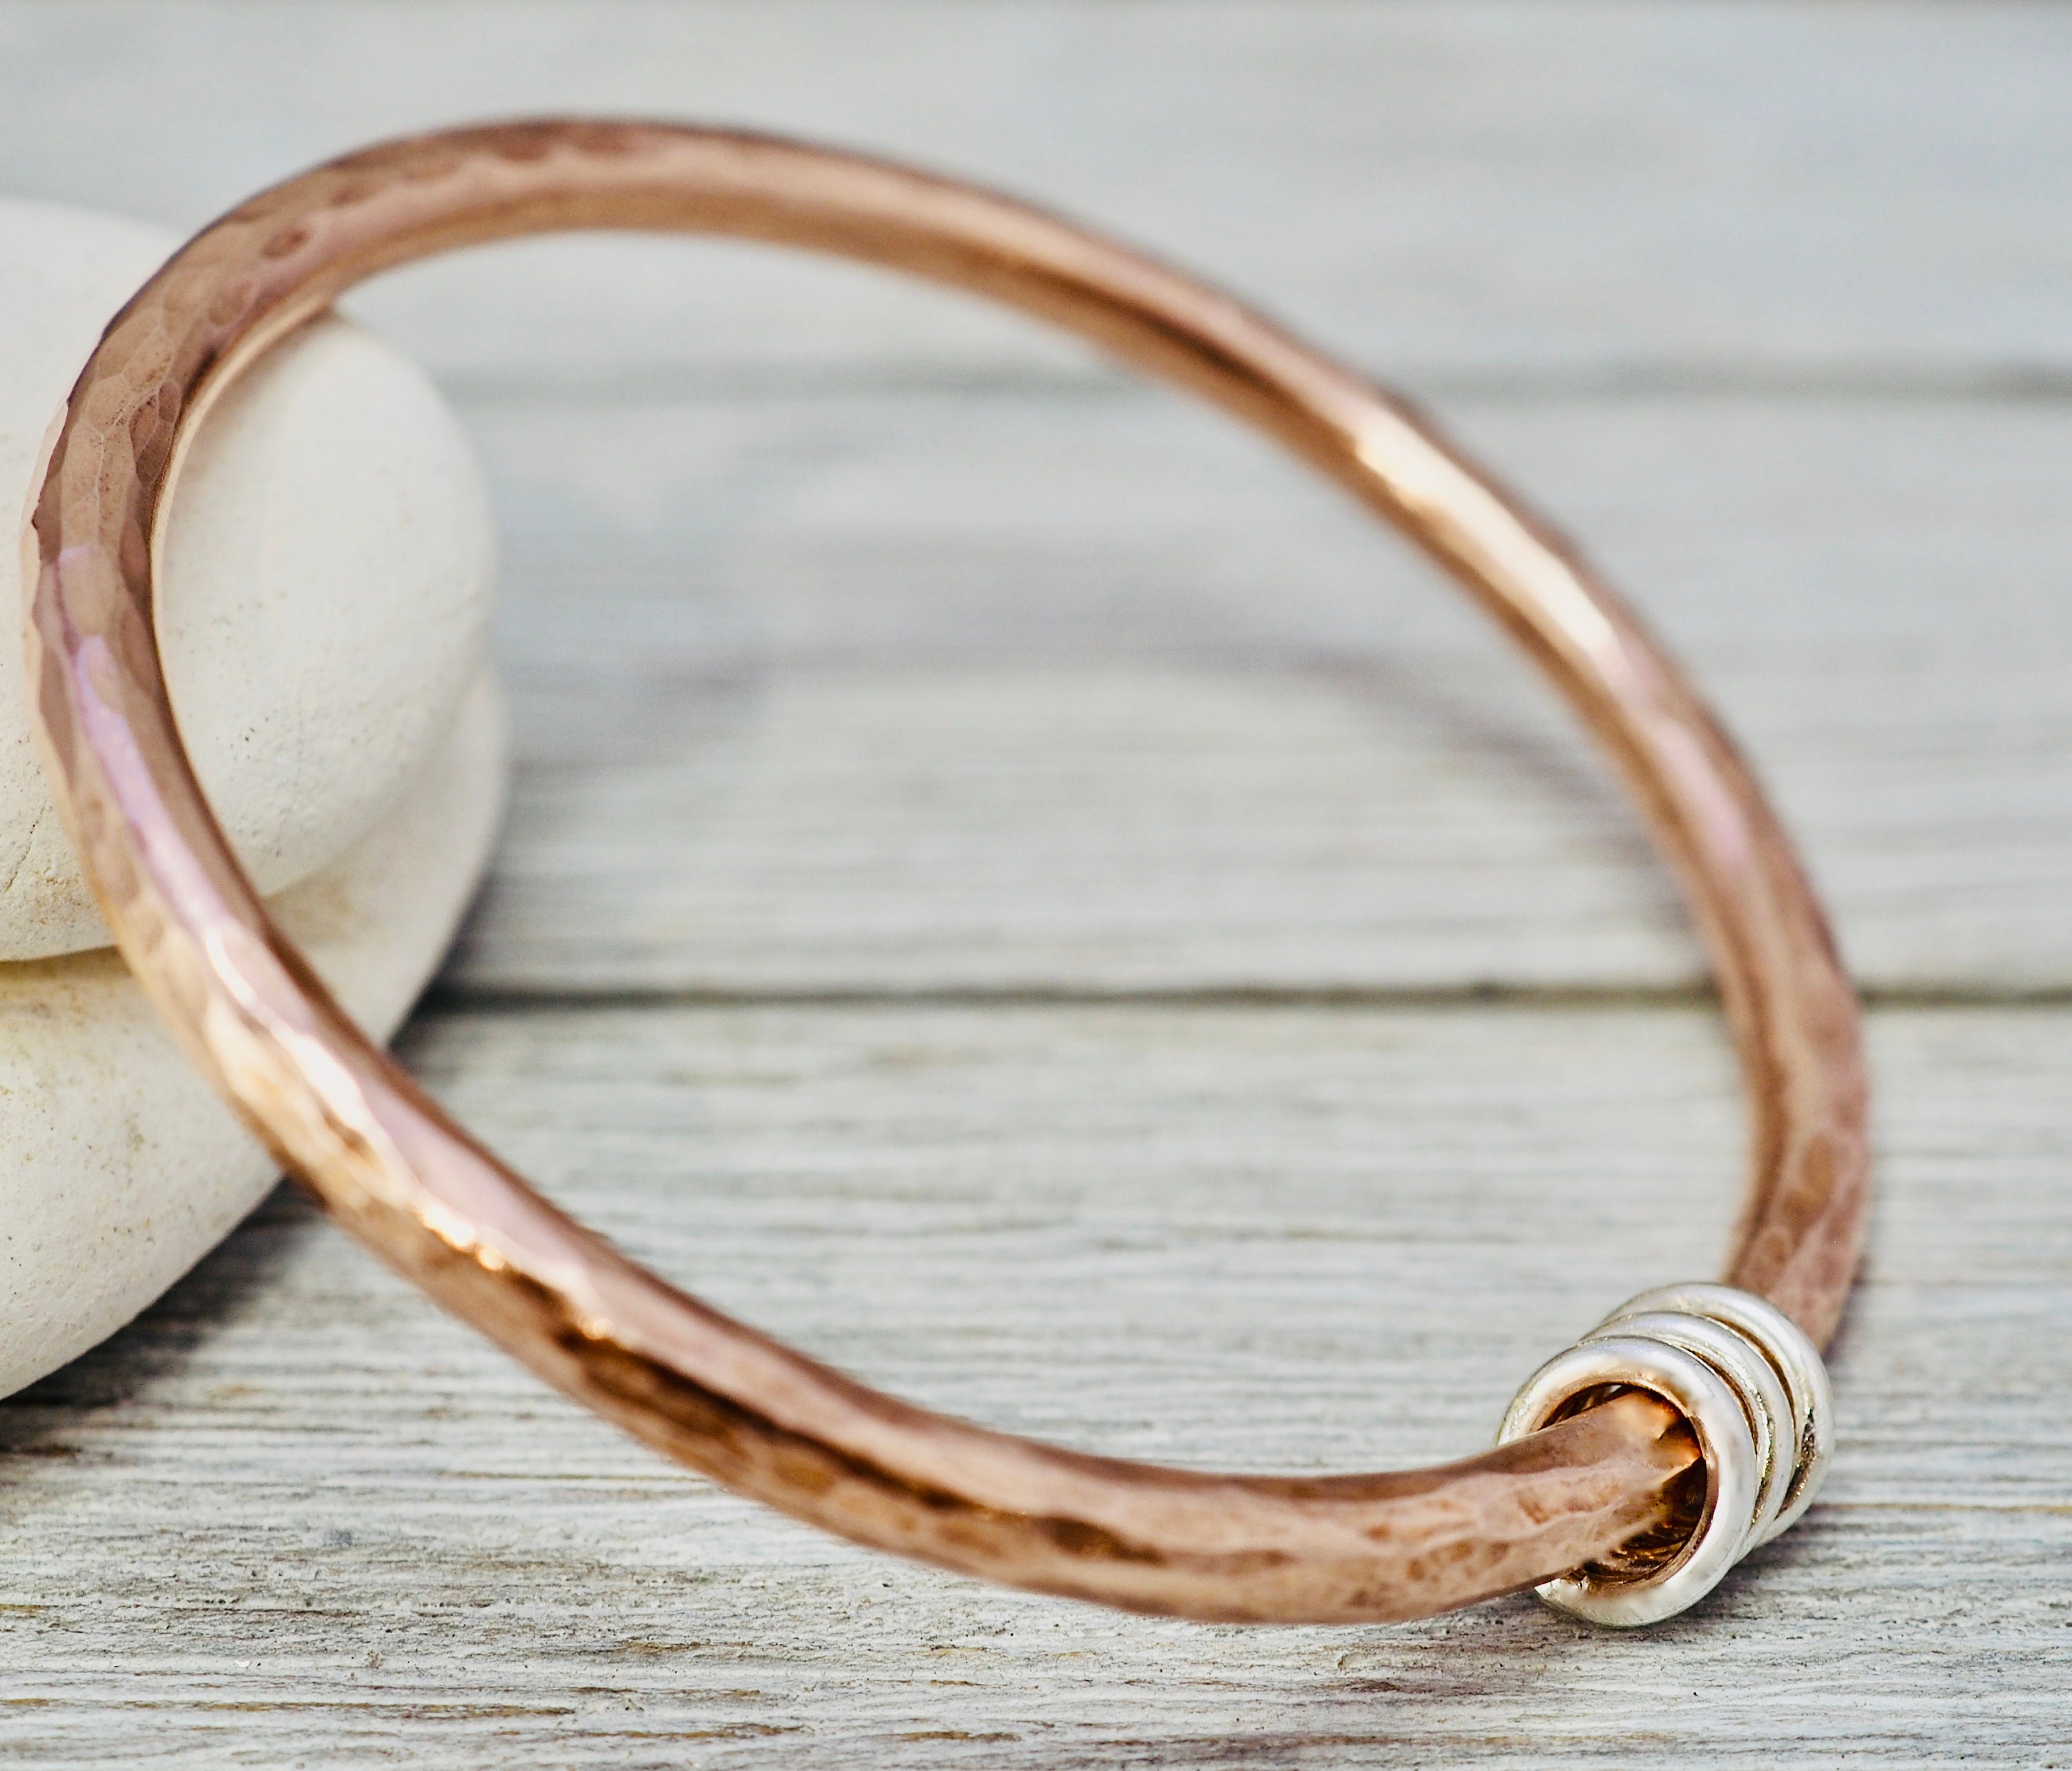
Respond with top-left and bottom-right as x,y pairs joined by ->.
3,3 -> 2070,1764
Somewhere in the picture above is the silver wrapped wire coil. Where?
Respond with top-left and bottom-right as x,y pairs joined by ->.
1497,1284 -> 1833,1627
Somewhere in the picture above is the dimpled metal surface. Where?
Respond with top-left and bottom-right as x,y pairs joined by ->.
24,121 -> 1868,1625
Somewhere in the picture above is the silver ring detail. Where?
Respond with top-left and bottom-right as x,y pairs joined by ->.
1495,1283 -> 1834,1625
1588,1310 -> 1794,1547
1598,1283 -> 1833,1542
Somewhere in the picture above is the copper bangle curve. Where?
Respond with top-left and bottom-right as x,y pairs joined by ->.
25,121 -> 1869,1627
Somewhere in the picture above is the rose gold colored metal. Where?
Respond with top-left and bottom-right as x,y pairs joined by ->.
24,121 -> 1868,1625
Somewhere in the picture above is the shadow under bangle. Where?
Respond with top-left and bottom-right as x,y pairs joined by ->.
25,119 -> 1869,1629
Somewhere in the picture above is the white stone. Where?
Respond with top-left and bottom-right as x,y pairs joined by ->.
0,198 -> 496,959
0,669 -> 506,1399
0,200 -> 505,1396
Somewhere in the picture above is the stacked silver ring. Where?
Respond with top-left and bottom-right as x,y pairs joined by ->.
1495,1283 -> 1833,1627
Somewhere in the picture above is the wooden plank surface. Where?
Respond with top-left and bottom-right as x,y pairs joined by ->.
452,385 -> 2072,995
3,1004 -> 2069,1765
3,1 -> 2066,993
2,1 -> 2069,1763
6,2 -> 2071,387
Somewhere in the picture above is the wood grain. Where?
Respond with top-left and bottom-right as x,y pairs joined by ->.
1,1004 -> 2065,1764
0,0 -> 2063,1758
4,3 -> 2069,391
452,386 -> 2072,997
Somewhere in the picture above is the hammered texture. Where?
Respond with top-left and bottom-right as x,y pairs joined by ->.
23,121 -> 1865,1624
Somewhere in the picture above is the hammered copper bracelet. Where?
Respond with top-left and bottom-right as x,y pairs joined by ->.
25,121 -> 1869,1629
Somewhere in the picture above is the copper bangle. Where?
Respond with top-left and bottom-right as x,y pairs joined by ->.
25,121 -> 1868,1628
